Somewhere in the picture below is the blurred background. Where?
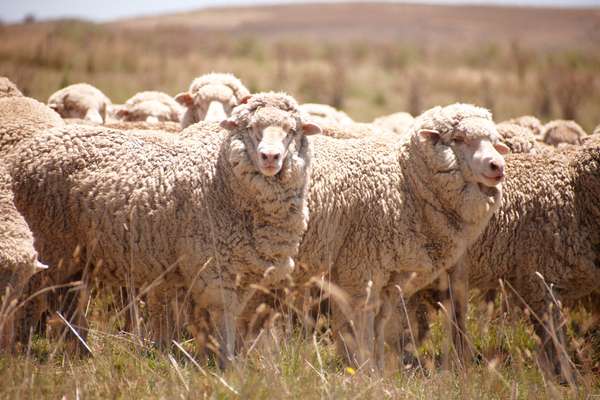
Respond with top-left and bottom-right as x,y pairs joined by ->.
1,0 -> 599,130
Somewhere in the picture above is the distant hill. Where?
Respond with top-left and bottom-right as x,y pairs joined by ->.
110,2 -> 600,50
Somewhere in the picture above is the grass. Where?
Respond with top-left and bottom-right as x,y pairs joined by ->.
0,19 -> 599,131
1,288 -> 599,399
1,10 -> 600,398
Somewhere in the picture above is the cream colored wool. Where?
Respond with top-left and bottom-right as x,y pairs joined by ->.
317,121 -> 387,139
9,92 -> 314,362
300,103 -> 354,126
502,115 -> 543,139
0,165 -> 40,350
387,136 -> 600,380
178,73 -> 250,128
496,122 -> 538,154
372,112 -> 415,136
0,77 -> 23,98
0,96 -> 64,154
542,119 -> 588,147
47,83 -> 112,123
295,103 -> 504,369
114,91 -> 182,123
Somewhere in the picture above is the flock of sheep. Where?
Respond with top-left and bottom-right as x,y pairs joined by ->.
0,72 -> 598,383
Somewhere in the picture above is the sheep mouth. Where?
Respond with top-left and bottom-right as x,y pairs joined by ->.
481,173 -> 504,186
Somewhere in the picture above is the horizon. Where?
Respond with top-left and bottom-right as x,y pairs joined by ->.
1,0 -> 599,23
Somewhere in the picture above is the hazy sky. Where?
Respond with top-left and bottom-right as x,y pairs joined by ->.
1,0 -> 599,23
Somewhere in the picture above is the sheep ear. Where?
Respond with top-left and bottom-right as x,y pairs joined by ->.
301,122 -> 321,136
239,95 -> 252,105
494,142 -> 510,155
220,118 -> 238,130
419,129 -> 440,143
175,92 -> 194,107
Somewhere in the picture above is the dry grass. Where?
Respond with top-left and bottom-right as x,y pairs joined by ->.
1,4 -> 600,397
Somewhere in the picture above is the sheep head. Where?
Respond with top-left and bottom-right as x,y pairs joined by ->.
175,73 -> 251,125
415,103 -> 508,190
220,92 -> 321,177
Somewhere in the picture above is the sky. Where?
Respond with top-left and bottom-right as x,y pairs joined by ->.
1,0 -> 599,23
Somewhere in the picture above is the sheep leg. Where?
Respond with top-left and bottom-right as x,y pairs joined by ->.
204,289 -> 239,369
440,261 -> 470,371
531,302 -> 576,385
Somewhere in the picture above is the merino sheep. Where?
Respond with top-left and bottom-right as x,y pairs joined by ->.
502,115 -> 544,139
8,92 -> 320,364
175,73 -> 251,128
495,122 -> 538,154
300,103 -> 354,126
387,137 -> 600,381
0,77 -> 23,98
292,103 -> 508,370
372,112 -> 415,136
0,96 -> 64,154
64,118 -> 181,134
317,121 -> 387,139
113,91 -> 182,123
542,119 -> 588,147
593,124 -> 600,136
47,83 -> 111,124
0,165 -> 46,350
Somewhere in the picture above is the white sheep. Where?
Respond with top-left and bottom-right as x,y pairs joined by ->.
292,103 -> 508,370
0,96 -> 64,154
501,115 -> 544,140
47,83 -> 112,124
495,122 -> 539,154
113,91 -> 183,123
8,92 -> 320,364
0,165 -> 46,350
175,73 -> 251,128
299,103 -> 354,126
0,77 -> 23,98
372,112 -> 415,136
386,136 -> 600,381
542,119 -> 588,147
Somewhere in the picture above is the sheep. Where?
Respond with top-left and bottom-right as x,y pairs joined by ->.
113,91 -> 183,123
47,83 -> 112,124
372,112 -> 415,136
317,121 -> 388,139
291,103 -> 508,370
299,103 -> 354,126
0,77 -> 23,98
0,165 -> 46,350
64,118 -> 181,134
593,124 -> 600,137
501,115 -> 544,139
386,136 -> 600,381
8,92 -> 320,364
175,73 -> 251,128
495,122 -> 538,154
542,119 -> 588,147
0,96 -> 64,154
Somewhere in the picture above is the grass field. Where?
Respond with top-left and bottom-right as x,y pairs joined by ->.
1,2 -> 600,398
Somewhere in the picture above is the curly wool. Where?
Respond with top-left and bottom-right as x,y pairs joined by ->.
496,122 -> 538,154
0,164 -> 39,349
47,83 -> 112,123
294,103 -> 503,365
0,77 -> 23,98
542,119 -> 588,147
10,92 -> 313,350
502,115 -> 543,139
0,96 -> 64,154
300,103 -> 354,126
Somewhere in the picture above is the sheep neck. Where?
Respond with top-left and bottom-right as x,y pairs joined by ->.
218,132 -> 311,277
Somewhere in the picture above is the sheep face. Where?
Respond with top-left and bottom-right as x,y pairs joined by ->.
176,84 -> 237,123
222,106 -> 320,177
419,117 -> 509,189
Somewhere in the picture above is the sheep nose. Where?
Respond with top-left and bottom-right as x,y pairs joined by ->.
489,159 -> 505,177
260,151 -> 280,163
